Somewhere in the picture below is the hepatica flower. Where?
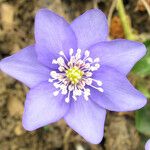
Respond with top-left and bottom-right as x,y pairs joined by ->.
0,9 -> 147,144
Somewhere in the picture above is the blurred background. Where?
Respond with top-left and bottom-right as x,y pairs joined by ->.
0,0 -> 150,150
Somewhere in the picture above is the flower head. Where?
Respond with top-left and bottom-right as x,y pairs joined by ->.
0,8 -> 147,144
49,48 -> 103,102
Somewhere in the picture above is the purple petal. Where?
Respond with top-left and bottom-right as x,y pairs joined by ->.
71,9 -> 108,51
35,9 -> 77,67
64,97 -> 106,144
23,81 -> 69,131
89,39 -> 147,75
0,45 -> 49,88
145,139 -> 150,150
90,66 -> 147,112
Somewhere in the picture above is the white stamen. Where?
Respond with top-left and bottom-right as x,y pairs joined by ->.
94,58 -> 100,62
59,51 -> 64,56
57,57 -> 65,65
69,48 -> 74,56
86,57 -> 93,63
59,51 -> 68,61
98,87 -> 104,92
48,78 -> 56,82
90,84 -> 104,93
85,78 -> 93,85
68,85 -> 74,91
61,89 -> 67,95
85,72 -> 92,77
92,79 -> 103,86
77,48 -> 81,54
84,96 -> 89,101
53,90 -> 60,96
53,82 -> 60,88
72,95 -> 77,101
85,50 -> 90,57
95,63 -> 100,68
52,59 -> 58,64
65,98 -> 70,103
58,66 -> 65,72
76,48 -> 81,59
50,71 -> 58,79
65,91 -> 71,103
84,63 -> 90,68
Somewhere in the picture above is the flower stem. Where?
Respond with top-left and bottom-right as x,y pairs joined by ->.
117,0 -> 136,40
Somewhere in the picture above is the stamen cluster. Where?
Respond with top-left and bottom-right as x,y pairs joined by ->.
48,48 -> 104,103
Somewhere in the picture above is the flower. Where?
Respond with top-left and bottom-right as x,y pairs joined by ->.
0,8 -> 147,144
145,139 -> 150,150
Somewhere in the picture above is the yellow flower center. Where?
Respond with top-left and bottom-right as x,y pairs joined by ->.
66,66 -> 84,84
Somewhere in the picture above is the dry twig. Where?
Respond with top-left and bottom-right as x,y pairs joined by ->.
63,128 -> 72,150
141,0 -> 150,16
108,0 -> 117,27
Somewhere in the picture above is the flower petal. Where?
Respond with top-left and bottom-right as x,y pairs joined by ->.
35,9 -> 77,67
89,39 -> 147,75
64,97 -> 106,144
145,139 -> 150,150
90,66 -> 147,112
0,45 -> 49,88
70,9 -> 108,51
23,81 -> 69,131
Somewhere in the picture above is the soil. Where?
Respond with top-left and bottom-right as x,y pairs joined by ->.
0,0 -> 149,150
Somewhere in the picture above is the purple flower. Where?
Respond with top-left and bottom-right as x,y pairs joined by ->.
145,139 -> 150,150
0,9 -> 147,144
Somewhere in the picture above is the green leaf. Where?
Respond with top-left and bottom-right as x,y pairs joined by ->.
136,103 -> 150,136
132,40 -> 150,77
136,81 -> 150,99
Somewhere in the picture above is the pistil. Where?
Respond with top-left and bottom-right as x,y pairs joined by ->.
66,66 -> 84,84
